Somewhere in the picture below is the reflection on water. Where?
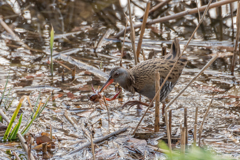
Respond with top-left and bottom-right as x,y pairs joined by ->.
0,0 -> 240,159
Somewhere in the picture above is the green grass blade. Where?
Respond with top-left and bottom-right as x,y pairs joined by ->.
9,114 -> 22,140
37,95 -> 51,118
21,102 -> 41,136
31,92 -> 41,118
3,97 -> 24,140
50,26 -> 54,76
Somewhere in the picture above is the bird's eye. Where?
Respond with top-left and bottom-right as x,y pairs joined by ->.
114,72 -> 120,77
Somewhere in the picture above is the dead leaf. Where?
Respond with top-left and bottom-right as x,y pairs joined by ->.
36,135 -> 52,145
67,92 -> 75,99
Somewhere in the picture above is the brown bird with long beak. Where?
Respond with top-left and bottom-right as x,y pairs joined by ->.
93,38 -> 187,107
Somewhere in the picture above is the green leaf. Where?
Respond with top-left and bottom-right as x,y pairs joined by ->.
21,101 -> 42,136
3,97 -> 24,140
9,114 -> 22,140
50,26 -> 54,76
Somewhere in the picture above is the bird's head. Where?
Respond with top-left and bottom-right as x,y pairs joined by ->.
100,67 -> 130,92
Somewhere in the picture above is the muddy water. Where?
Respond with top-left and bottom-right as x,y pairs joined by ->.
0,0 -> 240,159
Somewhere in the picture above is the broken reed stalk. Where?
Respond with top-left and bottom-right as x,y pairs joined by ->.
165,109 -> 172,150
198,98 -> 213,147
194,107 -> 198,145
114,0 -> 235,37
181,127 -> 186,153
120,22 -> 128,66
136,2 -> 150,61
184,108 -> 188,145
127,0 -> 137,65
0,109 -> 35,160
90,133 -> 96,160
12,151 -> 21,160
231,1 -> 240,75
169,110 -> 172,138
133,0 -> 213,135
154,72 -> 160,132
67,127 -> 128,155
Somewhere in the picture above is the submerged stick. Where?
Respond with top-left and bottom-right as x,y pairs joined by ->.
154,72 -> 160,132
0,109 -> 35,160
198,99 -> 213,147
127,0 -> 137,65
67,127 -> 128,155
231,1 -> 240,75
114,0 -> 236,37
136,2 -> 150,61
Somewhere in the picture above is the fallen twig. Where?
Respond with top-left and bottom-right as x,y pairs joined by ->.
66,127 -> 128,155
0,109 -> 35,160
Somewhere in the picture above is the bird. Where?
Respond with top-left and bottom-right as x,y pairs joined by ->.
99,38 -> 187,106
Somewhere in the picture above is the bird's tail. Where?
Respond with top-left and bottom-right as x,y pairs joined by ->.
164,38 -> 181,60
171,38 -> 180,60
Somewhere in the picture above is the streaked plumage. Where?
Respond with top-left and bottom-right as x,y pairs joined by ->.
101,38 -> 187,102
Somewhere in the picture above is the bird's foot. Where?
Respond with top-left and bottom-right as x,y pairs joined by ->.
121,101 -> 153,110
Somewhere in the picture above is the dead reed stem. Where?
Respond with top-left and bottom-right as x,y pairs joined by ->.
0,109 -> 35,160
127,0 -> 137,65
184,108 -> 188,145
165,109 -> 172,150
90,133 -> 96,160
133,0 -> 213,134
154,71 -> 160,132
198,98 -> 213,147
194,107 -> 198,145
169,110 -> 172,138
181,127 -> 186,153
231,1 -> 240,75
12,151 -> 21,160
166,54 -> 218,110
114,0 -> 235,37
136,2 -> 150,61
67,127 -> 128,155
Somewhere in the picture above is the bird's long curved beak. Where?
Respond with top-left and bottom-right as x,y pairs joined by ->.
99,77 -> 114,93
